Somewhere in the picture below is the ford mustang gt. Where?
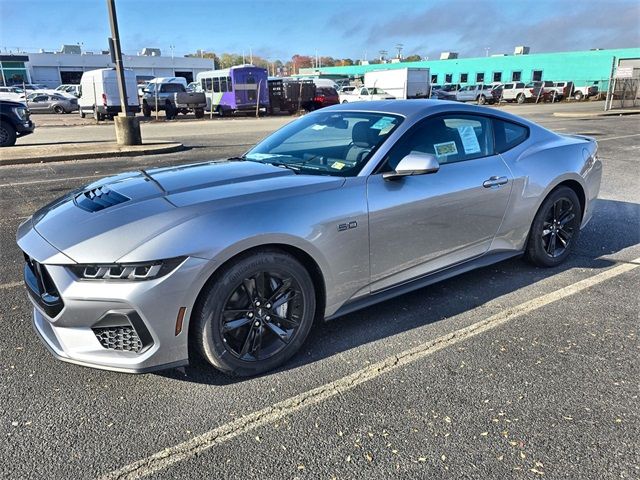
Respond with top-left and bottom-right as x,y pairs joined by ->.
17,100 -> 602,376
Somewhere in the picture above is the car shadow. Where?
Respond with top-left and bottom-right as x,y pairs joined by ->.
156,198 -> 639,386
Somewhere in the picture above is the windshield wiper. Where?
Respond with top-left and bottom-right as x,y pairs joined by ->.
227,156 -> 246,161
269,162 -> 301,173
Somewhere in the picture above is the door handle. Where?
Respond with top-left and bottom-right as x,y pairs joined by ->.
483,176 -> 508,188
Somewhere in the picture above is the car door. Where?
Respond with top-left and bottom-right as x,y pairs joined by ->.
357,87 -> 369,101
366,113 -> 513,291
28,94 -> 49,111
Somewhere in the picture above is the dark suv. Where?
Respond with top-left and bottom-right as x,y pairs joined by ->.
0,99 -> 35,147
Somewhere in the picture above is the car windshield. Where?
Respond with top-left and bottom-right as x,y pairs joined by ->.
245,111 -> 403,176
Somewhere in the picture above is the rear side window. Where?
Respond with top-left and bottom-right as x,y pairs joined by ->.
493,119 -> 529,153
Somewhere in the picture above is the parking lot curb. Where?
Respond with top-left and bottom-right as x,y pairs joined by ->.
553,109 -> 640,118
0,142 -> 185,166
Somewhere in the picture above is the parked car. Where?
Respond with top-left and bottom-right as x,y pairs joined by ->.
0,99 -> 34,146
78,68 -> 140,120
455,84 -> 499,104
17,100 -> 601,376
141,77 -> 206,118
572,85 -> 599,101
0,86 -> 26,102
26,92 -> 78,113
499,82 -> 538,104
56,84 -> 81,97
340,86 -> 395,103
313,86 -> 340,109
525,81 -> 554,101
15,83 -> 47,92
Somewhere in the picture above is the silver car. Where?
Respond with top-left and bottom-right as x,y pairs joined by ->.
27,92 -> 78,113
17,100 -> 602,376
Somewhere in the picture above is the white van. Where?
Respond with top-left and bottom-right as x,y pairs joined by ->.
78,68 -> 140,120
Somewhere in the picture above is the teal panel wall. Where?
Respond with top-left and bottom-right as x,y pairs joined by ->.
299,48 -> 640,89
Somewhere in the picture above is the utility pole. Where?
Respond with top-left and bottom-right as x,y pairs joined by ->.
106,0 -> 141,145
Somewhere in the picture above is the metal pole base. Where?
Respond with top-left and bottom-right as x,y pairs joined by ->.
114,113 -> 142,145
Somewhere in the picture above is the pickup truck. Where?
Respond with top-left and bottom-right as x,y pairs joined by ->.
499,81 -> 550,103
572,85 -> 599,101
142,80 -> 206,119
0,99 -> 35,147
339,86 -> 395,103
455,84 -> 499,104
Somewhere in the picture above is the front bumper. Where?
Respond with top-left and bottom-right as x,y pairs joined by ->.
22,250 -> 210,373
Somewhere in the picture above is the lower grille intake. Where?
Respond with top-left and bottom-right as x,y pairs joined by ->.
93,326 -> 142,352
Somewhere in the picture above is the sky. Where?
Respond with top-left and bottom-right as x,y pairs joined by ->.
1,0 -> 638,61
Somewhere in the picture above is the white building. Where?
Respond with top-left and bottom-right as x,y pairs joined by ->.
0,47 -> 214,87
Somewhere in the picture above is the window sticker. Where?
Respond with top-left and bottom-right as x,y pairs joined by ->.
331,161 -> 345,170
371,116 -> 395,130
434,141 -> 458,157
457,125 -> 481,154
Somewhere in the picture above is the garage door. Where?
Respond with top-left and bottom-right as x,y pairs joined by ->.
32,66 -> 60,88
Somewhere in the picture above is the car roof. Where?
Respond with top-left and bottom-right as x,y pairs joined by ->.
322,99 -> 540,127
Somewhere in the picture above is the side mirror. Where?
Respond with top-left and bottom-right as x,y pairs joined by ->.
383,153 -> 440,181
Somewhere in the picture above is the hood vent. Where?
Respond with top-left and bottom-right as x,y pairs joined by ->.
74,186 -> 130,212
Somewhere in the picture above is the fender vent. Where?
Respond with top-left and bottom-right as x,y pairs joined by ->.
74,186 -> 129,212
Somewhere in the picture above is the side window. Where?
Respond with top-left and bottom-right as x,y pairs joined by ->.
213,77 -> 220,93
220,77 -> 228,92
227,76 -> 232,90
382,115 -> 494,171
493,119 -> 529,153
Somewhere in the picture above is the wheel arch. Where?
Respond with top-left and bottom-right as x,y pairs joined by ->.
187,242 -> 327,358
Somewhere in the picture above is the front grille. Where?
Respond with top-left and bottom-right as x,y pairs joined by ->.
74,186 -> 129,213
93,326 -> 143,352
23,253 -> 64,318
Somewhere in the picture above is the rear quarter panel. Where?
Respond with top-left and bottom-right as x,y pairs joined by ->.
492,128 -> 601,251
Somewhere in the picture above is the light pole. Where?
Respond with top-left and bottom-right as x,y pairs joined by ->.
106,0 -> 141,145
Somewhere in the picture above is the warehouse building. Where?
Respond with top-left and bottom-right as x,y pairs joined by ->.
0,46 -> 214,87
299,47 -> 640,90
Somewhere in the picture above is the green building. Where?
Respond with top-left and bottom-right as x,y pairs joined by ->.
299,47 -> 640,89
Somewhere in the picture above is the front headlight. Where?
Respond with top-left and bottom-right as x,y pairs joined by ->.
68,256 -> 186,281
13,106 -> 28,121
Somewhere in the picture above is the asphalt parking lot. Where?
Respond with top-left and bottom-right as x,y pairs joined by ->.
1,102 -> 638,479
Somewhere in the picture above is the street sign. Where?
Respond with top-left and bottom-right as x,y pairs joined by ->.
615,67 -> 634,79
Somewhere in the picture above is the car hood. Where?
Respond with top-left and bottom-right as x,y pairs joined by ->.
22,160 -> 344,263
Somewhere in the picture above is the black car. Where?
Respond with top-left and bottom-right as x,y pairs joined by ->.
0,99 -> 35,147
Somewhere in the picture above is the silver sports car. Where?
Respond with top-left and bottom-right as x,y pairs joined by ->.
17,100 -> 602,376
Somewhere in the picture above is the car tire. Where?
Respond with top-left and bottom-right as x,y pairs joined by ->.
342,100 -> 348,104
194,108 -> 205,119
478,95 -> 487,105
524,186 -> 582,268
142,102 -> 151,117
192,249 -> 317,377
0,121 -> 17,147
79,109 -> 86,118
516,93 -> 526,104
574,91 -> 584,101
53,105 -> 64,114
93,108 -> 104,121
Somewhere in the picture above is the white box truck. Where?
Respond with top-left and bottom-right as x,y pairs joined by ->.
78,68 -> 140,120
364,68 -> 430,99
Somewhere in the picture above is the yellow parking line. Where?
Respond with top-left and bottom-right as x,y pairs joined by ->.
98,257 -> 640,480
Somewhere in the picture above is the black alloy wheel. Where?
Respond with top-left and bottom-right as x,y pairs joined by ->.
525,186 -> 581,267
541,197 -> 576,258
193,249 -> 316,376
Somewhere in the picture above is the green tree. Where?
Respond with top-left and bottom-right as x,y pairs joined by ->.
404,54 -> 422,62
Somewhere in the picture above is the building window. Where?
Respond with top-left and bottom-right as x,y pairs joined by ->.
445,73 -> 452,83
476,72 -> 485,83
493,72 -> 502,82
431,74 -> 438,84
511,71 -> 522,82
532,70 -> 543,81
460,73 -> 468,83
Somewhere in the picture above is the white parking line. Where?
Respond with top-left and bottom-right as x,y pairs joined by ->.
597,133 -> 640,142
0,281 -> 22,290
98,257 -> 640,480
